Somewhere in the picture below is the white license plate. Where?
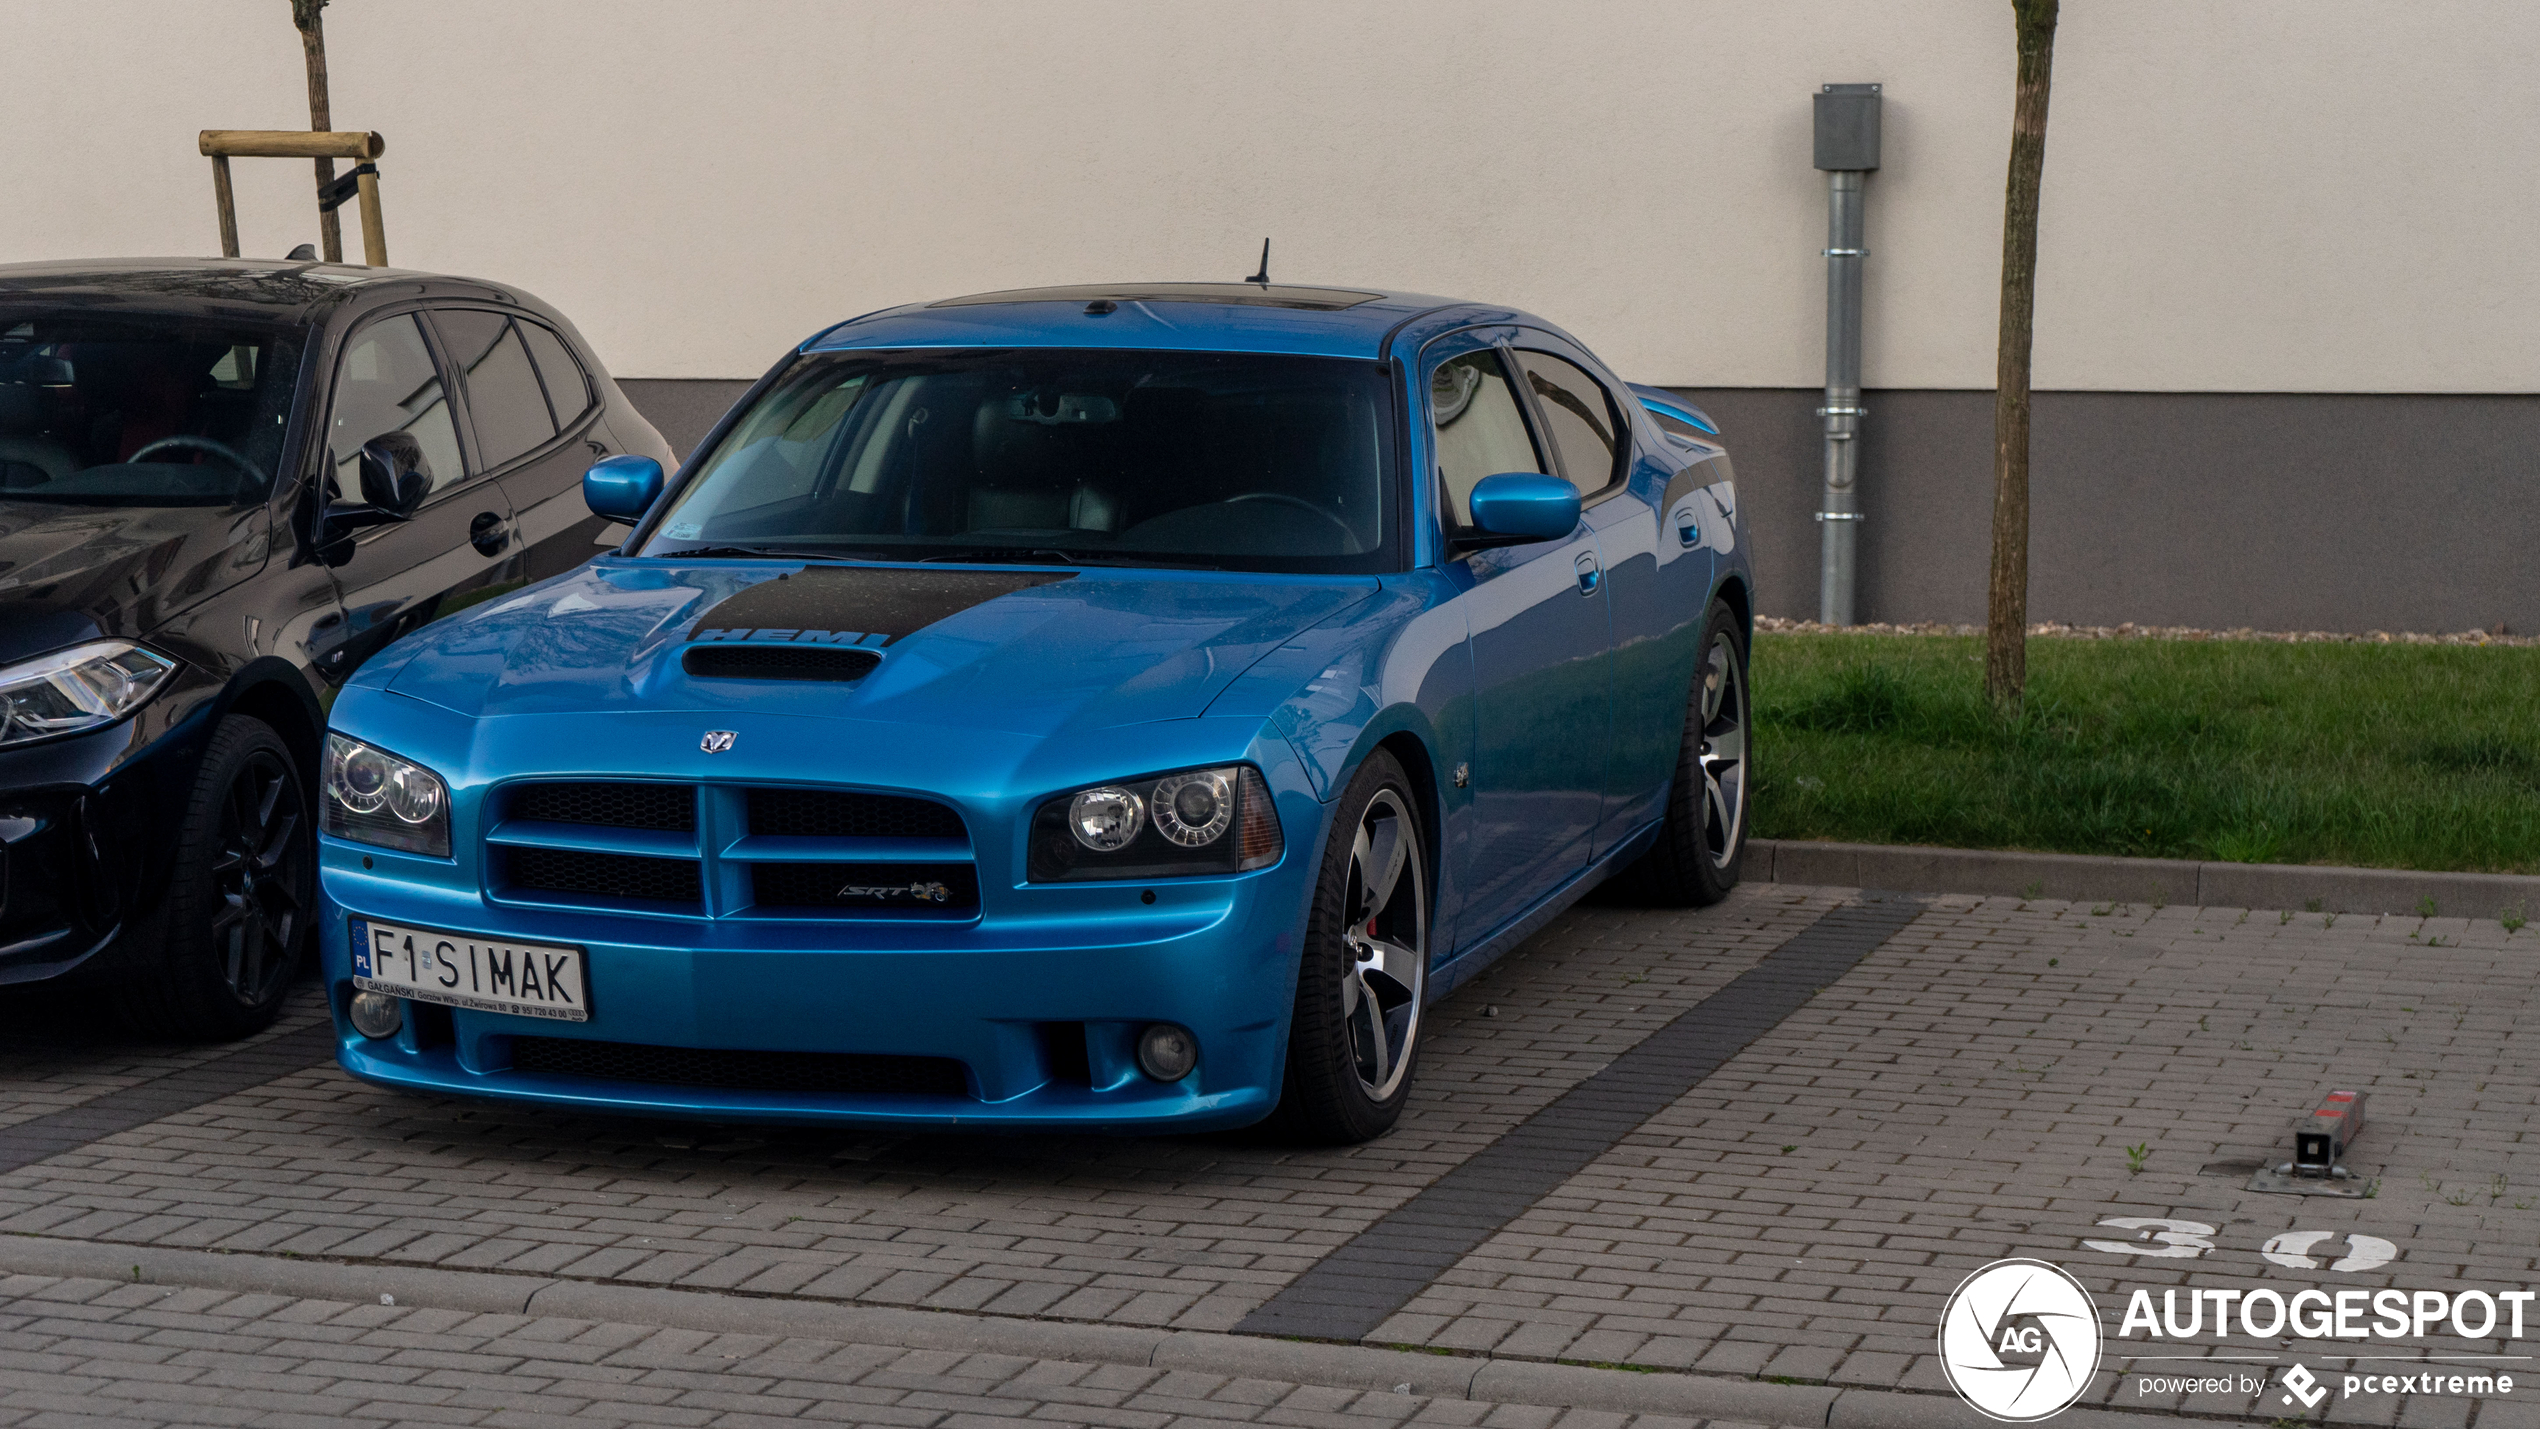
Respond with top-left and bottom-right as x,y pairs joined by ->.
352,918 -> 589,1022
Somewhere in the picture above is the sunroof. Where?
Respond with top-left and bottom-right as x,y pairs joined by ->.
929,283 -> 1385,312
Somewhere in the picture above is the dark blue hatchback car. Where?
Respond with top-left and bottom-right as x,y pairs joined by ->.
317,282 -> 1752,1143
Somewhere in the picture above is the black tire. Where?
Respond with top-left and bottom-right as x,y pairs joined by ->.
112,715 -> 311,1040
1266,750 -> 1429,1145
1612,600 -> 1750,907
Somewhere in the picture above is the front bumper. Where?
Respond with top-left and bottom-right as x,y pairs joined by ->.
322,865 -> 1312,1131
0,704 -> 209,985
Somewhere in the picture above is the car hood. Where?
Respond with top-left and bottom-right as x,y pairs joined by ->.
0,499 -> 263,664
377,560 -> 1380,737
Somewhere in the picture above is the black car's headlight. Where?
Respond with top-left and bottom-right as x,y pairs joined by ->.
322,733 -> 450,857
1028,764 -> 1282,882
0,641 -> 177,749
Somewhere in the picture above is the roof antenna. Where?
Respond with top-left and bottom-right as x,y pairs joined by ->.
1245,238 -> 1270,287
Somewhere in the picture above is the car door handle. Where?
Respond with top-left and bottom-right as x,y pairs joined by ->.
1574,551 -> 1600,595
470,511 -> 511,556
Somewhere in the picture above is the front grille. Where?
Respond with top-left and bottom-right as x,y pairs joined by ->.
503,846 -> 702,904
748,788 -> 966,841
684,645 -> 881,681
508,782 -> 695,832
750,861 -> 979,911
509,1037 -> 969,1096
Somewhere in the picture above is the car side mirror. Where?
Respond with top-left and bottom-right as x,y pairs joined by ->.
583,454 -> 665,522
1457,472 -> 1582,549
357,433 -> 430,518
312,434 -> 432,566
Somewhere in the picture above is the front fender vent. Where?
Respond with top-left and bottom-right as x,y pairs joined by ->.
682,645 -> 881,681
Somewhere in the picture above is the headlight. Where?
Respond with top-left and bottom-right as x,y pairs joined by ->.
1029,764 -> 1281,882
0,641 -> 177,748
322,733 -> 450,857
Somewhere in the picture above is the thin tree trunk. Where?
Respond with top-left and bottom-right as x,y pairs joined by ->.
293,0 -> 340,263
1985,0 -> 2058,716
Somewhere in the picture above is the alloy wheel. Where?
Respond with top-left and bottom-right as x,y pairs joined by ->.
1698,631 -> 1749,869
1339,788 -> 1426,1099
209,747 -> 305,1006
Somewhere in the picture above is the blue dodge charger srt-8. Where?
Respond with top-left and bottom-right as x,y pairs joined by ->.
318,282 -> 1752,1143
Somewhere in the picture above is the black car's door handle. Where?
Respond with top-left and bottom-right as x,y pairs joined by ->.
470,511 -> 510,556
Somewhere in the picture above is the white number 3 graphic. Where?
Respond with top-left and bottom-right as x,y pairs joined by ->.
2082,1217 -> 2217,1258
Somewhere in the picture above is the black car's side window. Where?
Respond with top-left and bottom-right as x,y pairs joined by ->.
518,320 -> 595,427
1514,351 -> 1624,497
435,310 -> 558,471
1429,349 -> 1545,529
329,315 -> 465,496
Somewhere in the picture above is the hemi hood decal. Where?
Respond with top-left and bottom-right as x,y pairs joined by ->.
686,567 -> 1074,646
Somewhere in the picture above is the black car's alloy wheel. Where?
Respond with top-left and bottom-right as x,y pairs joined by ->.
1613,598 -> 1751,907
208,743 -> 306,1007
113,715 -> 312,1040
1271,749 -> 1428,1143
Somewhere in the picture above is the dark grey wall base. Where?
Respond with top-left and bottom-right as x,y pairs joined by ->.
1750,838 -> 2540,920
1675,388 -> 2539,635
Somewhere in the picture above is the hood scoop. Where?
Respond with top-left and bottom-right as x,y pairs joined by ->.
683,644 -> 883,682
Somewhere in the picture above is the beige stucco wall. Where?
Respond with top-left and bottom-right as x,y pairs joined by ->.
4,0 -> 2533,391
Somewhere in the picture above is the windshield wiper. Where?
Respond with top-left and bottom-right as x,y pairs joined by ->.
915,547 -> 1222,571
916,547 -> 1083,566
649,544 -> 870,562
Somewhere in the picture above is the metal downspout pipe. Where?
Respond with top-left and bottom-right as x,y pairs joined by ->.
1813,83 -> 1881,626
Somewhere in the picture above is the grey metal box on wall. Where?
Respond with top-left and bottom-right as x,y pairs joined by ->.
1814,84 -> 1882,171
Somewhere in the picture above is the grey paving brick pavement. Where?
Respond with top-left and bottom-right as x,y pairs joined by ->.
9,886 -> 2540,1426
1369,895 -> 2540,1424
0,1271 -> 1772,1428
0,889 -> 1837,1336
0,988 -> 330,1136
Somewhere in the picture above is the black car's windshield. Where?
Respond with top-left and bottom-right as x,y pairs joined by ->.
0,313 -> 302,506
644,349 -> 1398,573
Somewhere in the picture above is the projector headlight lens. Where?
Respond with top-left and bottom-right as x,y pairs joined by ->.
1150,769 -> 1234,848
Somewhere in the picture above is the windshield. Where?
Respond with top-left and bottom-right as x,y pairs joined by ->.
644,349 -> 1399,573
0,313 -> 302,506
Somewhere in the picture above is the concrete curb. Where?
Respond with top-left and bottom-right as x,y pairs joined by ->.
1749,839 -> 2540,920
0,1234 -> 2221,1428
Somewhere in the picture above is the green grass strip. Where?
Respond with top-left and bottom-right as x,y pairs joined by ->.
1751,633 -> 2540,874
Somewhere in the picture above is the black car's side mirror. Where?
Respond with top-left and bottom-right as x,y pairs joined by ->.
314,434 -> 431,566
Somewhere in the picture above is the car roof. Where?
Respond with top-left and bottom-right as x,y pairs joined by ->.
804,281 -> 1491,360
0,257 -> 491,327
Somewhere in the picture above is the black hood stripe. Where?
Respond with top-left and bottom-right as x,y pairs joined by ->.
687,567 -> 1073,646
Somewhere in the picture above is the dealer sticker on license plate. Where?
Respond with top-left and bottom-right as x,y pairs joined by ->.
351,918 -> 589,1022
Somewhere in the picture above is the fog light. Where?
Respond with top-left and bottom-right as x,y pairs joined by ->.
349,990 -> 404,1040
1136,1022 -> 1196,1081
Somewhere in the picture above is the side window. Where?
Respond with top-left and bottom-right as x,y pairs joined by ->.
518,320 -> 595,426
436,310 -> 557,470
1514,351 -> 1623,496
328,315 -> 464,495
1429,350 -> 1544,528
